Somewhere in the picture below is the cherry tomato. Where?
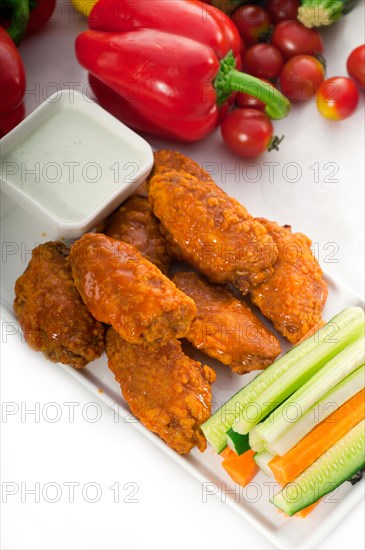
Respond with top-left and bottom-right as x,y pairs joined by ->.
280,55 -> 325,101
237,78 -> 275,110
243,44 -> 284,80
317,77 -> 359,120
347,45 -> 365,89
267,0 -> 299,23
221,108 -> 274,158
232,4 -> 271,46
272,20 -> 324,60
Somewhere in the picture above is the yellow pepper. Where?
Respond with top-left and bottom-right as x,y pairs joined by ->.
71,0 -> 98,17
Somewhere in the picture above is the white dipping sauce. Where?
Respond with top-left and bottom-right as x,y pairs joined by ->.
0,90 -> 153,238
2,109 -> 142,223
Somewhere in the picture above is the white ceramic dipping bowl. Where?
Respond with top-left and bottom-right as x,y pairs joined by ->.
0,90 -> 154,238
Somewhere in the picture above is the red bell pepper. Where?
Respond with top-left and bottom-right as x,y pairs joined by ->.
76,0 -> 290,142
0,102 -> 25,137
27,0 -> 56,34
0,26 -> 26,136
0,0 -> 56,44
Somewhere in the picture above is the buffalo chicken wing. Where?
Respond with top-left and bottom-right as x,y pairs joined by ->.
106,328 -> 216,454
14,242 -> 104,368
70,233 -> 196,344
173,272 -> 281,374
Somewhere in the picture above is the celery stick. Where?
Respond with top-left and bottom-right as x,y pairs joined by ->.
232,308 -> 365,435
254,451 -> 275,477
201,307 -> 364,452
266,365 -> 365,456
250,437 -> 266,453
271,419 -> 365,516
251,335 -> 365,448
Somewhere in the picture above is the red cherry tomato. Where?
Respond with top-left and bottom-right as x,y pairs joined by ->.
317,77 -> 359,120
267,0 -> 300,23
221,108 -> 274,158
280,55 -> 325,102
231,4 -> 271,46
347,45 -> 365,89
243,43 -> 284,80
272,20 -> 324,60
237,78 -> 275,110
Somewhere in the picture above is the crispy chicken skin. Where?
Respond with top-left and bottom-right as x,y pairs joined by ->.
13,242 -> 104,369
69,233 -> 196,345
103,194 -> 170,274
146,151 -> 213,261
250,220 -> 328,343
106,327 -> 216,454
296,319 -> 326,345
151,150 -> 212,182
132,180 -> 149,198
148,168 -> 278,294
173,272 -> 281,374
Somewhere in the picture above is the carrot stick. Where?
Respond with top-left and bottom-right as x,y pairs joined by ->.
220,447 -> 236,460
294,501 -> 319,518
277,500 -> 319,518
222,449 -> 259,487
269,389 -> 365,486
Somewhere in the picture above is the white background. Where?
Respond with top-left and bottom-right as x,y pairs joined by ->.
1,1 -> 364,549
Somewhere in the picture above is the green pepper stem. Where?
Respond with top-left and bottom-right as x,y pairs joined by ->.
6,0 -> 30,45
214,51 -> 291,120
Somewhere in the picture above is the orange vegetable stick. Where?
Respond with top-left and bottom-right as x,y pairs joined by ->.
269,388 -> 365,486
222,449 -> 259,487
286,317 -> 342,518
220,447 -> 236,460
277,500 -> 319,518
294,501 -> 319,518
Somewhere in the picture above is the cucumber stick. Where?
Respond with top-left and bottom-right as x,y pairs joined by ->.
265,365 -> 365,456
271,419 -> 365,516
226,428 -> 250,455
254,451 -> 275,477
298,0 -> 358,28
250,335 -> 365,449
201,307 -> 364,452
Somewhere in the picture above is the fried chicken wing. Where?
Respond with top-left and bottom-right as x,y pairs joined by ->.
148,166 -> 278,294
106,327 -> 216,454
70,233 -> 196,344
151,150 -> 212,181
173,272 -> 281,374
132,180 -> 149,198
250,220 -> 328,343
14,242 -> 104,368
297,319 -> 326,345
103,194 -> 170,274
145,150 -> 213,261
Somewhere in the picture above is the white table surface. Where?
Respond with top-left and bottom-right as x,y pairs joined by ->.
1,1 -> 364,549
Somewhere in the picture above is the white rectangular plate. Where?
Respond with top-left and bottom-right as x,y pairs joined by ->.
1,189 -> 364,550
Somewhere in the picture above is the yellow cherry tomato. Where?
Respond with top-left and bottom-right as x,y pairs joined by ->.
317,77 -> 359,121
